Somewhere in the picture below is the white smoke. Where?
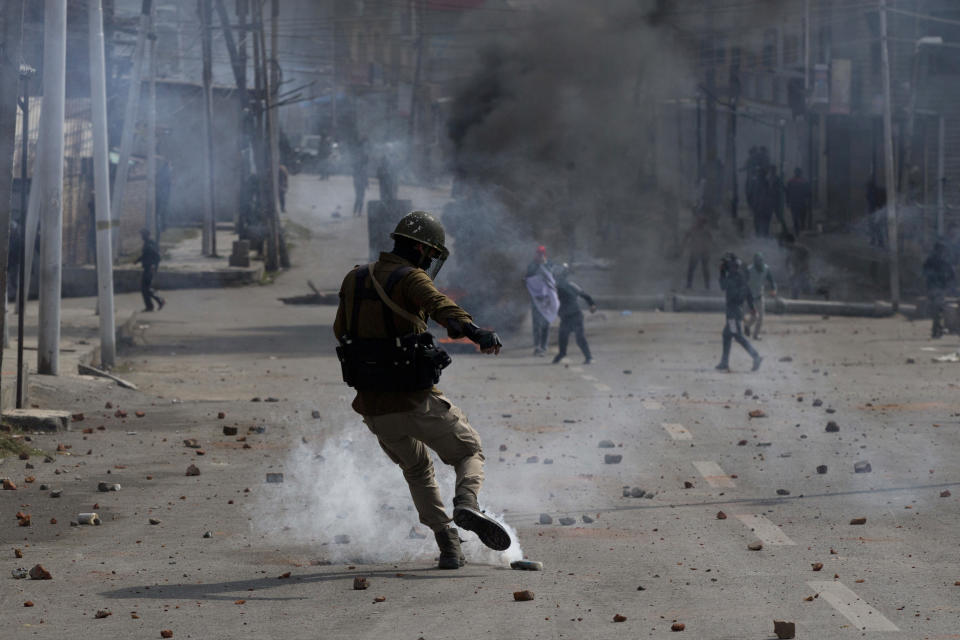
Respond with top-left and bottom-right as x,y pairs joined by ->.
250,404 -> 523,566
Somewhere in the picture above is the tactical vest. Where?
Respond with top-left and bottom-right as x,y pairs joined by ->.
336,264 -> 451,392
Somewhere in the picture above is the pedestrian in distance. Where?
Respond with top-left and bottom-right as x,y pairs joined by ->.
784,167 -> 812,235
923,241 -> 956,339
551,263 -> 597,365
743,252 -> 776,340
277,164 -> 289,213
333,211 -> 511,570
351,139 -> 369,217
716,252 -> 762,372
524,245 -> 559,356
684,214 -> 712,290
135,228 -> 165,312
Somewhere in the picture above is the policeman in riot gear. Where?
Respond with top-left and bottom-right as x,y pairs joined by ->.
333,211 -> 510,569
716,252 -> 763,372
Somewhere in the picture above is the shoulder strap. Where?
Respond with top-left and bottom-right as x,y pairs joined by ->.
368,263 -> 427,333
347,265 -> 369,338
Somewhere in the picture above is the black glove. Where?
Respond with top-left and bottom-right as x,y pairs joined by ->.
448,319 -> 501,350
474,328 -> 502,351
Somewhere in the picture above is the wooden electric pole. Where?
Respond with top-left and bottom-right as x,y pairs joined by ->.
200,0 -> 217,256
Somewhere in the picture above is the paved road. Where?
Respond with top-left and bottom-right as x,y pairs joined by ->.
3,174 -> 960,639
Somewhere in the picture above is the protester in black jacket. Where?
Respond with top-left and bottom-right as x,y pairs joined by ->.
135,229 -> 165,312
551,263 -> 597,365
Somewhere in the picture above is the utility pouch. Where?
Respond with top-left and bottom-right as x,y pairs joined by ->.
337,332 -> 450,392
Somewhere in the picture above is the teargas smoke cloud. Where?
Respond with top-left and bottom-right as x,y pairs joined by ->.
441,0 -> 696,329
250,402 -> 523,566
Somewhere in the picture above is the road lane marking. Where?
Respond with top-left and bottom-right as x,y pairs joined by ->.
662,423 -> 692,440
581,374 -> 597,381
692,461 -> 736,488
807,581 -> 899,631
594,383 -> 611,392
569,366 -> 583,373
734,513 -> 795,545
642,400 -> 663,410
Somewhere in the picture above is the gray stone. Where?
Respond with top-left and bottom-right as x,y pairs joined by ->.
558,517 -> 576,526
265,473 -> 284,483
816,465 -> 828,474
582,515 -> 594,523
630,487 -> 646,498
604,454 -> 622,464
825,421 -> 839,433
598,440 -> 615,448
854,460 -> 872,473
538,513 -> 553,525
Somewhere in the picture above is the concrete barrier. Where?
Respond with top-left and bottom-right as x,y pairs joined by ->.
58,264 -> 263,299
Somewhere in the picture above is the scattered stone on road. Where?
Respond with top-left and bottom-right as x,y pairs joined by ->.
776,489 -> 790,496
29,564 -> 52,580
941,490 -> 952,498
613,614 -> 627,622
854,461 -> 872,473
671,622 -> 686,631
185,464 -> 200,476
408,527 -> 427,539
816,465 -> 828,474
265,473 -> 284,483
353,577 -> 369,590
149,518 -> 162,525
825,421 -> 839,432
773,620 -> 796,639
513,590 -> 535,601
95,609 -> 112,618
598,440 -> 615,448
748,542 -> 763,551
97,482 -> 121,492
811,562 -> 823,571
748,409 -> 767,419
582,515 -> 594,523
558,517 -> 576,526
161,630 -> 174,638
526,456 -> 538,463
630,487 -> 646,498
849,517 -> 867,525
539,513 -> 553,525
183,438 -> 201,448
812,399 -> 823,407
222,426 -> 238,436
683,481 -> 694,489
716,511 -> 727,520
604,454 -> 622,464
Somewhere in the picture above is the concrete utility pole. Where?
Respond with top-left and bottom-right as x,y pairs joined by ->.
112,0 -> 153,259
879,0 -> 899,310
0,0 -> 26,403
90,0 -> 117,369
37,0 -> 67,376
200,0 -> 216,256
938,115 -> 945,236
17,71 -> 31,407
146,3 -> 158,241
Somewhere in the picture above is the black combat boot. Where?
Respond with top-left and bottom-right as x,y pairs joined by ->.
434,527 -> 464,569
452,496 -> 511,552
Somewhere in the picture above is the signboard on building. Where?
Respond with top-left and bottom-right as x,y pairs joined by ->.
810,63 -> 829,111
829,59 -> 852,114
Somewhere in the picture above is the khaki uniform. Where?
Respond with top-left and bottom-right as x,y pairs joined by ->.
333,252 -> 485,531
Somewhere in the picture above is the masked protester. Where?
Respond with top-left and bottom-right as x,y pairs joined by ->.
716,253 -> 762,372
923,241 -> 956,339
333,211 -> 510,569
551,263 -> 597,364
524,245 -> 558,356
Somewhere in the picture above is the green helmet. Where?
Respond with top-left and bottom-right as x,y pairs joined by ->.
390,211 -> 450,260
